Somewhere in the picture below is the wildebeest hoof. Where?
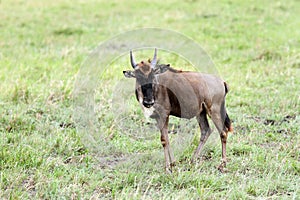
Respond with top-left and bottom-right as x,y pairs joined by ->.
190,157 -> 195,164
165,167 -> 172,174
217,161 -> 227,173
170,161 -> 176,168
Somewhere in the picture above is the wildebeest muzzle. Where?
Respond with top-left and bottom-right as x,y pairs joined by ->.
141,83 -> 155,108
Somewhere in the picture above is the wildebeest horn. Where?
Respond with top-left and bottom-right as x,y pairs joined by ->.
130,50 -> 137,69
151,48 -> 157,68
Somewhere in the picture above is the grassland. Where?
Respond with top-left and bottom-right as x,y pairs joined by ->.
0,0 -> 299,199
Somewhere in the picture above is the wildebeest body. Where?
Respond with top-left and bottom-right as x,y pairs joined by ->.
153,71 -> 226,119
123,49 -> 233,173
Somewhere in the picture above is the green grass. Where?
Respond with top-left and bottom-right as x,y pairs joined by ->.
1,0 -> 299,199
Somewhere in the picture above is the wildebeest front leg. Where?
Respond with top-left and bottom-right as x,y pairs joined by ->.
158,116 -> 175,173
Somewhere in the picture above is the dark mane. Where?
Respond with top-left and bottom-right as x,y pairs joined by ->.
156,63 -> 182,73
147,58 -> 182,73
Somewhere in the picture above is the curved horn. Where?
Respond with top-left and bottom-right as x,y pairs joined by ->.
151,48 -> 157,68
130,50 -> 137,69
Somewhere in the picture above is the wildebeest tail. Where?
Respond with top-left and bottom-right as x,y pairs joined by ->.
224,82 -> 229,95
223,82 -> 233,132
225,112 -> 233,132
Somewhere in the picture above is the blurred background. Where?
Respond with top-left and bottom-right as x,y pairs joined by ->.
0,0 -> 299,199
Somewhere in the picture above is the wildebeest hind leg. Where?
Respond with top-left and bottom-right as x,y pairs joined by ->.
211,105 -> 229,172
192,109 -> 212,163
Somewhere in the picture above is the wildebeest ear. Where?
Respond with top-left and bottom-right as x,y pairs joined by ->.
123,70 -> 136,78
154,64 -> 170,74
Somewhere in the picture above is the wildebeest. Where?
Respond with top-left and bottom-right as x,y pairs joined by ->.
123,49 -> 233,173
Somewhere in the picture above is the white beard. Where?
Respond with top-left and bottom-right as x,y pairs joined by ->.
139,97 -> 155,118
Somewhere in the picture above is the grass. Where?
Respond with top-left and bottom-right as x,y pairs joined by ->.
1,0 -> 299,199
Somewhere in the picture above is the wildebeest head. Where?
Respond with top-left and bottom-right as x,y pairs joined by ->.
123,49 -> 160,108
